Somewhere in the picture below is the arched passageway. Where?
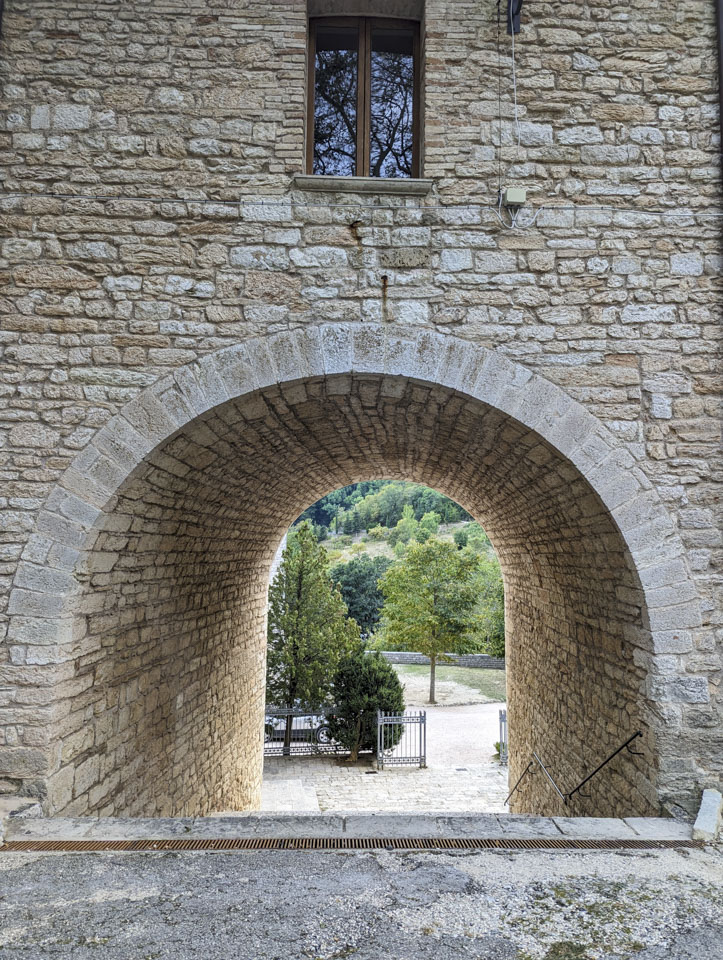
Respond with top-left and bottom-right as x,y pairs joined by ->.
8,328 -> 702,819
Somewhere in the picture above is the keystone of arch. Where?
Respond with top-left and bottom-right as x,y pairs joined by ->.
9,323 -> 703,661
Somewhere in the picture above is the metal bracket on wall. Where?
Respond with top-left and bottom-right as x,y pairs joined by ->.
507,0 -> 523,35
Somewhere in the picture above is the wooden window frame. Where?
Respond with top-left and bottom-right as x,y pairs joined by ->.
306,16 -> 421,178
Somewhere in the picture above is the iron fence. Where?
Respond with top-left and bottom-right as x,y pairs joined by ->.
377,710 -> 426,769
263,707 -> 346,758
498,708 -> 508,765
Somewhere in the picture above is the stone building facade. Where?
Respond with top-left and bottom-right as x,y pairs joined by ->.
0,1 -> 720,819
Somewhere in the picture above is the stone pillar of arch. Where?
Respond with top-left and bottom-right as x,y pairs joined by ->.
4,326 -> 706,818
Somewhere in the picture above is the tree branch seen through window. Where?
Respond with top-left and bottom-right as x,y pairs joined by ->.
309,18 -> 419,178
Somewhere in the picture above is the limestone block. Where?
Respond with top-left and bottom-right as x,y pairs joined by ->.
13,563 -> 76,598
290,247 -> 348,268
692,789 -> 722,842
244,339 -> 278,390
670,253 -> 703,276
629,126 -> 664,145
30,105 -> 50,129
0,746 -> 50,778
2,239 -> 43,262
647,676 -> 709,704
268,334 -> 303,384
440,248 -> 473,271
8,423 -> 60,448
230,245 -> 289,270
66,241 -> 117,261
321,324 -> 352,375
395,300 -> 429,325
383,333 -> 416,377
517,122 -> 553,146
351,325 -> 385,373
557,126 -> 604,144
52,104 -> 91,131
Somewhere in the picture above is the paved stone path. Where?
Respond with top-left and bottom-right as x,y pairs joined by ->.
262,702 -> 509,813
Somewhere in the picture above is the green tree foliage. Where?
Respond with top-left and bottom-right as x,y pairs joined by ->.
388,503 -> 419,546
329,554 -> 392,636
379,538 -> 482,703
417,511 -> 441,542
465,522 -> 491,553
472,552 -> 505,657
453,526 -> 469,549
267,522 -> 360,752
328,646 -> 405,761
295,481 -> 470,536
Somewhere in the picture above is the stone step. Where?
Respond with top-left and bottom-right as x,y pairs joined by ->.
2,810 -> 693,844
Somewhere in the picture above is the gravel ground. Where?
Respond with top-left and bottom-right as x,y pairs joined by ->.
1,845 -> 721,959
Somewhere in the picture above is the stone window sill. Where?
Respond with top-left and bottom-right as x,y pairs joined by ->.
292,174 -> 434,196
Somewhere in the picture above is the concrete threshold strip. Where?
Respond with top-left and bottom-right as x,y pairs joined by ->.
0,806 -> 710,854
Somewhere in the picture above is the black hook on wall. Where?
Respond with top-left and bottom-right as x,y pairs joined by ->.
507,0 -> 523,35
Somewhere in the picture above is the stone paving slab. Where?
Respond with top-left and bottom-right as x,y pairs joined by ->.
260,776 -> 321,812
262,755 -> 510,814
341,813 -> 505,838
497,815 -> 564,837
0,798 -> 43,842
552,817 -> 640,839
6,817 -> 99,840
624,818 -> 694,840
3,811 -> 695,843
189,814 -> 347,838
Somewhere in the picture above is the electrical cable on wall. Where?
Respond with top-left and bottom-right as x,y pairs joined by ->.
494,0 -> 525,226
510,6 -> 521,150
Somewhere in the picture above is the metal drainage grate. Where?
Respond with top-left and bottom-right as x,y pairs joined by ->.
0,837 -> 701,853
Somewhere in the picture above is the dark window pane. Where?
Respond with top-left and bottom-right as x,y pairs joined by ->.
370,27 -> 414,178
314,26 -> 358,176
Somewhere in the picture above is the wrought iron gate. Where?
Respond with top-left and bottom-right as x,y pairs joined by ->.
377,710 -> 426,769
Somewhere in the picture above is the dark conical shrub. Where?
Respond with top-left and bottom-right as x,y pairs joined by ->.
328,647 -> 405,762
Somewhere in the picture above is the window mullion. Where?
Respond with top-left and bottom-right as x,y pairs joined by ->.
306,20 -> 316,176
412,22 -> 420,178
357,18 -> 371,177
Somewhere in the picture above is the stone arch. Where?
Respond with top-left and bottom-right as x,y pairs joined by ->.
6,325 -> 705,817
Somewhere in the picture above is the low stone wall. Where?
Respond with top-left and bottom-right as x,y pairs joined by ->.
380,652 -> 506,671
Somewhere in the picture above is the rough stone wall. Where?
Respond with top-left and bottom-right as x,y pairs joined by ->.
52,466 -> 270,816
0,0 -> 720,815
380,652 -> 505,669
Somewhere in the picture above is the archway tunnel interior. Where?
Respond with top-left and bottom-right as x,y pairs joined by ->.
48,373 -> 659,818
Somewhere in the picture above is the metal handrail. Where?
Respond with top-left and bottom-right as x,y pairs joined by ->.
565,731 -> 643,802
504,731 -> 644,806
533,751 -> 567,804
504,759 -> 535,806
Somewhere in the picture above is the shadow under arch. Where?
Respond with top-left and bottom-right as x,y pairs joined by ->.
5,325 -> 703,818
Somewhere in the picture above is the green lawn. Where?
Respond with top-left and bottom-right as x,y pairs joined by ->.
394,664 -> 506,702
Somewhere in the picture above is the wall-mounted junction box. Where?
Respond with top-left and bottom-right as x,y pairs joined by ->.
503,187 -> 527,207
